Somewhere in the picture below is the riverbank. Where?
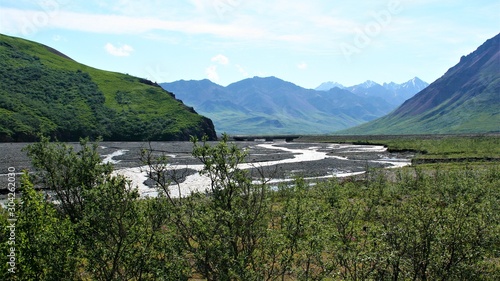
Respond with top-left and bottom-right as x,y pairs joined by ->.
0,140 -> 413,198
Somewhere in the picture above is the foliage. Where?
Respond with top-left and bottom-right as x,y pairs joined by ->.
1,138 -> 190,280
141,135 -> 500,280
370,135 -> 500,160
24,136 -> 113,223
1,173 -> 79,281
0,33 -> 216,141
143,133 -> 270,280
301,134 -> 500,163
1,136 -> 499,280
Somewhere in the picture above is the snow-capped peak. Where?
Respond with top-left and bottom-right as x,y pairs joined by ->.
401,77 -> 428,90
315,81 -> 345,91
358,80 -> 379,88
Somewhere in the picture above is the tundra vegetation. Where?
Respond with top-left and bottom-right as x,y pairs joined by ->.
1,135 -> 499,280
0,34 -> 216,142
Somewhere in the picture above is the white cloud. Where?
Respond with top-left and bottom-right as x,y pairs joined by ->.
211,54 -> 229,65
0,8 -> 267,40
206,65 -> 219,81
0,4 -> 415,54
104,43 -> 134,56
1,1 -> 498,58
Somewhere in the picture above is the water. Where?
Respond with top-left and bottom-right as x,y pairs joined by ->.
110,141 -> 412,198
0,141 -> 413,200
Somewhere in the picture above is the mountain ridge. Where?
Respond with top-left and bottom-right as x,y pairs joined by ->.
315,77 -> 427,91
316,77 -> 429,107
340,33 -> 500,135
161,76 -> 419,135
0,34 -> 217,141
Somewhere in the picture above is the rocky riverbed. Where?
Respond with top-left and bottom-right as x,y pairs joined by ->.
0,141 -> 413,199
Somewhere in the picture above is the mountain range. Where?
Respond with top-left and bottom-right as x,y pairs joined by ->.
0,34 -> 216,141
161,77 -> 426,135
316,77 -> 429,106
342,33 -> 500,135
2,32 -> 496,140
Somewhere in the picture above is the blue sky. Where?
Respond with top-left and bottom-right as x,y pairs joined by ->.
1,0 -> 499,88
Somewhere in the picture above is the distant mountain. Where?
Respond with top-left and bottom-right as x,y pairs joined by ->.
383,77 -> 428,92
345,77 -> 429,106
315,81 -> 345,91
161,77 -> 394,135
0,34 -> 216,141
356,80 -> 380,89
383,77 -> 430,105
316,78 -> 428,106
341,33 -> 500,135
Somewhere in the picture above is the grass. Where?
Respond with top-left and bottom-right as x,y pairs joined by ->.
299,134 -> 500,165
0,33 -> 214,141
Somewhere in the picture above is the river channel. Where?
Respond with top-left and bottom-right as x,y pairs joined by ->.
1,140 -> 413,200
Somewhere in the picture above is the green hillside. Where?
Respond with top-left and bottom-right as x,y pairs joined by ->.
340,33 -> 500,135
161,77 -> 395,135
0,34 -> 216,141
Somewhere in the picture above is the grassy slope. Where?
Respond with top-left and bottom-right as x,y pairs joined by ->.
162,78 -> 392,135
299,134 -> 500,164
339,35 -> 500,135
212,110 -> 360,135
343,90 -> 499,135
0,34 -> 216,141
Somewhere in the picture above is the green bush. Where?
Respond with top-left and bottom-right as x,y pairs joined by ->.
1,136 -> 498,280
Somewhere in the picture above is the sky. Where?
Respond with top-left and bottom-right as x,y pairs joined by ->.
0,0 -> 499,89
